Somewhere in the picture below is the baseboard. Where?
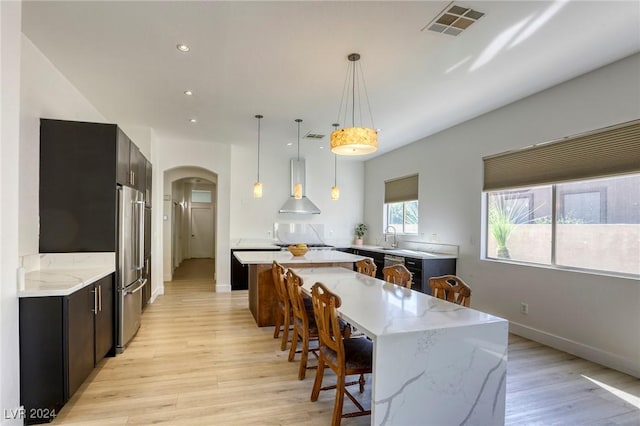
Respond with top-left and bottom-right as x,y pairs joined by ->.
509,321 -> 639,378
216,283 -> 231,292
149,285 -> 164,304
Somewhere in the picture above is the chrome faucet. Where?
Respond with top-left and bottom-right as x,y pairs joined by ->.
385,225 -> 398,248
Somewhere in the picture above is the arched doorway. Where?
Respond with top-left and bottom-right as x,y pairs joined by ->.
163,167 -> 218,287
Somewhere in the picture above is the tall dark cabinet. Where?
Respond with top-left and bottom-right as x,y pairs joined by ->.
22,118 -> 152,423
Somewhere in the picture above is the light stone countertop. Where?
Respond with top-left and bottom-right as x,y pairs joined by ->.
291,267 -> 503,336
233,250 -> 365,265
19,253 -> 115,298
349,244 -> 458,259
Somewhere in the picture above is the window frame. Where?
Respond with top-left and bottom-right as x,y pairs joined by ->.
383,199 -> 419,235
483,175 -> 640,279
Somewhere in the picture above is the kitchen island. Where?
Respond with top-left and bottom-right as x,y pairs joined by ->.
293,267 -> 508,426
233,250 -> 366,326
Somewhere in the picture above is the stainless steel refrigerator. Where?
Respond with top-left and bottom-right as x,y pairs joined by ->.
117,185 -> 146,351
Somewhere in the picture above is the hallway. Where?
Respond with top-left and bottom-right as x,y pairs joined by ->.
172,258 -> 215,282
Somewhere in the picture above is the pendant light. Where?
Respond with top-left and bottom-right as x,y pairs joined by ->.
330,53 -> 378,156
331,123 -> 340,200
253,114 -> 263,198
293,119 -> 303,199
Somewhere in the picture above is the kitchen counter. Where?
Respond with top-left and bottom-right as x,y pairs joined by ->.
233,249 -> 365,265
19,253 -> 115,298
230,239 -> 280,250
349,244 -> 458,259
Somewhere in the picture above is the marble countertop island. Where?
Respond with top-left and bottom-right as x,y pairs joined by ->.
19,253 -> 115,298
292,267 -> 508,426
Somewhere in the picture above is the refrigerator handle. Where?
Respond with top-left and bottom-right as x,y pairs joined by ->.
137,200 -> 145,270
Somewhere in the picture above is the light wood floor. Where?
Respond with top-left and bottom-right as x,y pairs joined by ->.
52,274 -> 639,425
171,258 -> 215,281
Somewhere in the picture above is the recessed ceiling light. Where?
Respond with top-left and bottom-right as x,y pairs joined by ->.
176,44 -> 190,52
189,118 -> 197,123
287,142 -> 293,146
184,90 -> 193,96
319,146 -> 324,149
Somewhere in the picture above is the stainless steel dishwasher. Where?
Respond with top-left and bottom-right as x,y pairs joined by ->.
383,254 -> 405,268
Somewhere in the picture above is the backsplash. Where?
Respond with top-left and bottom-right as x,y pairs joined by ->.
21,252 -> 115,273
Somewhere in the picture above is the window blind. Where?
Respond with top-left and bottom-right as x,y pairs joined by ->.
384,174 -> 419,203
483,120 -> 640,191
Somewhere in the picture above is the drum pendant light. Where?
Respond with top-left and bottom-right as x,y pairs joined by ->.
253,114 -> 263,198
330,53 -> 378,156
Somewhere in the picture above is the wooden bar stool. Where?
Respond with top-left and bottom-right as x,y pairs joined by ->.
428,275 -> 472,306
310,282 -> 372,426
382,264 -> 413,289
355,258 -> 377,277
271,261 -> 291,351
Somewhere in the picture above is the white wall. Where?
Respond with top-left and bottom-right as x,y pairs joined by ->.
364,53 -> 640,377
19,35 -> 107,256
1,1 -> 23,423
229,143 -> 365,245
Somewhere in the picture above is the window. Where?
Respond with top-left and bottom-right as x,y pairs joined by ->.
485,175 -> 639,275
384,174 -> 419,234
482,120 -> 640,276
385,200 -> 419,234
487,187 -> 551,264
191,190 -> 211,203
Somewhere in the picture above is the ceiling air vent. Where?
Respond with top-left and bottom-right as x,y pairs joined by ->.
304,132 -> 325,140
423,4 -> 484,36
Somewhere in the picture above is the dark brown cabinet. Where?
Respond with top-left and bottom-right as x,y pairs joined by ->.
94,277 -> 114,360
19,274 -> 114,424
129,142 -> 146,192
404,256 -> 456,295
40,119 -> 119,252
66,284 -> 95,398
40,119 -> 150,253
116,127 -> 145,191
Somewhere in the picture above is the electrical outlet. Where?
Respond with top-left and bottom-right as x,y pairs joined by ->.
520,302 -> 529,315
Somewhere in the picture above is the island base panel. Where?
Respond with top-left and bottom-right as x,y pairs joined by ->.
248,262 -> 353,327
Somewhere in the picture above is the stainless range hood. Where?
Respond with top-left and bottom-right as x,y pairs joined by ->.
279,159 -> 321,214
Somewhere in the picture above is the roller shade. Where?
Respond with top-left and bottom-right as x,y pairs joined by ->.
483,120 -> 640,191
385,174 -> 418,203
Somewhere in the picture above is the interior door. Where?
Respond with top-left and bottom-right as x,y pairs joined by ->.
190,207 -> 213,258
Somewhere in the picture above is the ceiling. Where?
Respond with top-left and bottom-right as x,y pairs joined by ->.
22,1 -> 640,160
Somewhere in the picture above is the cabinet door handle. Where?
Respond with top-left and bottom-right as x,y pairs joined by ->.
92,288 -> 97,315
98,285 -> 102,312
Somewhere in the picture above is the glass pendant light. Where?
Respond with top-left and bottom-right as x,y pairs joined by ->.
331,123 -> 340,200
293,119 -> 303,199
253,114 -> 263,198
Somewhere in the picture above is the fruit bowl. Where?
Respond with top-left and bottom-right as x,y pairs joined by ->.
288,245 -> 308,256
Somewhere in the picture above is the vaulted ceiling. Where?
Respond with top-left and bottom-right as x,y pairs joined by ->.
22,1 -> 640,159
